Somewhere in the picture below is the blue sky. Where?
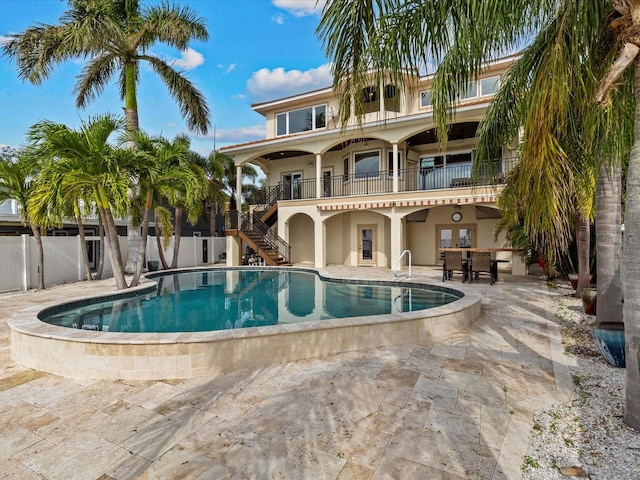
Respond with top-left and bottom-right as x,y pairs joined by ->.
0,0 -> 331,155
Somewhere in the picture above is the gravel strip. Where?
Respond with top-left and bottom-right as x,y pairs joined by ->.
522,285 -> 640,479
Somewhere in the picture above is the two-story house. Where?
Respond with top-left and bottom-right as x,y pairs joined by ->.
221,55 -> 524,273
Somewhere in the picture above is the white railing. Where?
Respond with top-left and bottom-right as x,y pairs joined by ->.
393,249 -> 412,279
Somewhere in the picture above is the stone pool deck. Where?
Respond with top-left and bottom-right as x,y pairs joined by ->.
0,266 -> 574,479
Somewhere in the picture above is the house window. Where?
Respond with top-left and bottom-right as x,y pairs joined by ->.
420,90 -> 432,108
354,151 -> 380,179
276,105 -> 327,136
460,81 -> 477,99
480,76 -> 500,96
384,85 -> 400,112
387,151 -> 403,177
362,86 -> 380,114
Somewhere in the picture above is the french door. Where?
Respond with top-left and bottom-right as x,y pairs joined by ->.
282,172 -> 302,200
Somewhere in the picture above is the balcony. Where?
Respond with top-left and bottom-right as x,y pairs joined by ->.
255,157 -> 515,203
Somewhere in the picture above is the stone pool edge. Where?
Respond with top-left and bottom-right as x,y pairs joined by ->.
8,268 -> 482,381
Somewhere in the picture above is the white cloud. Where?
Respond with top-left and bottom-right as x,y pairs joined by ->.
246,63 -> 332,102
172,48 -> 204,70
214,125 -> 266,144
0,35 -> 13,46
217,64 -> 236,74
166,122 -> 177,128
272,14 -> 284,24
272,0 -> 326,17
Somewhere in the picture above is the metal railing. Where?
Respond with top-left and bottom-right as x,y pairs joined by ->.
393,249 -> 412,279
252,157 -> 515,203
225,211 -> 291,264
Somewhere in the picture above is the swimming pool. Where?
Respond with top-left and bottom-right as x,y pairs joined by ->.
9,267 -> 480,380
39,269 -> 461,333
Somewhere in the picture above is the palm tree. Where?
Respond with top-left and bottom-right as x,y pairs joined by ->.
3,0 -> 212,274
318,0 -> 640,427
27,115 -> 134,290
214,152 -> 258,211
0,149 -> 48,290
2,0 -> 210,135
127,132 -> 206,285
188,150 -> 227,238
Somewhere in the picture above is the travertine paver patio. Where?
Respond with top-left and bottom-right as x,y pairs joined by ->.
0,266 -> 574,479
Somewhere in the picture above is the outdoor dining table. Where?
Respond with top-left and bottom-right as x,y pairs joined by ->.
439,248 -> 511,282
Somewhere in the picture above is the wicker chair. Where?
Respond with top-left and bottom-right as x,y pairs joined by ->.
470,251 -> 494,285
443,251 -> 467,282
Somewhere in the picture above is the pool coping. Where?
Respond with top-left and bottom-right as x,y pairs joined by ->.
8,266 -> 482,380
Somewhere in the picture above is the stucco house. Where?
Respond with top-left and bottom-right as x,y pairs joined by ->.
221,55 -> 525,274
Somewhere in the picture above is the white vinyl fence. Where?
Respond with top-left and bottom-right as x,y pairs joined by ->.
0,235 -> 226,293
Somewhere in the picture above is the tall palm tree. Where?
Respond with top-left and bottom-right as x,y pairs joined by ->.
2,0 -> 210,134
318,0 -> 640,427
3,0 -> 212,274
0,149 -> 48,290
28,115 -> 134,290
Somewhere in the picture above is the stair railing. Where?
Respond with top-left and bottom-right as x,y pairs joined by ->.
252,185 -> 282,219
393,250 -> 412,279
227,210 -> 291,264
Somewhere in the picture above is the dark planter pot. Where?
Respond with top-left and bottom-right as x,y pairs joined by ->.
568,273 -> 579,290
591,322 -> 625,368
147,260 -> 159,271
581,287 -> 597,316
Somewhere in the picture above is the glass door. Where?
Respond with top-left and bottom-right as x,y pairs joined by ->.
358,225 -> 377,266
282,172 -> 302,200
437,225 -> 476,262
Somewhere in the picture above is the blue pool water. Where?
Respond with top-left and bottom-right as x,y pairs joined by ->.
39,269 -> 461,333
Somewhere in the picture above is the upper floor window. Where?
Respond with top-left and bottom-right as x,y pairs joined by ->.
276,105 -> 326,136
384,85 -> 400,112
420,90 -> 432,108
420,75 -> 500,108
480,76 -> 500,96
460,81 -> 477,99
362,86 -> 380,114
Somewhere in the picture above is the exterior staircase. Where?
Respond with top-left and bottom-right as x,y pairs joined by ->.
227,210 -> 291,266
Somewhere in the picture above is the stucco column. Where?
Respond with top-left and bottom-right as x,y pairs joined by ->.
235,165 -> 242,210
314,217 -> 326,268
392,142 -> 399,193
390,211 -> 404,269
315,153 -> 322,199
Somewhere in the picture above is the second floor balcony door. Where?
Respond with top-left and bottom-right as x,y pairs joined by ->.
282,172 -> 302,200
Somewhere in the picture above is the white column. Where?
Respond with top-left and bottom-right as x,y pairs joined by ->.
392,142 -> 399,193
235,165 -> 243,211
21,234 -> 30,290
315,154 -> 322,199
389,212 -> 403,269
314,218 -> 326,268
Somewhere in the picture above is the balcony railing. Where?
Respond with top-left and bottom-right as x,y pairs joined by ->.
264,157 -> 515,202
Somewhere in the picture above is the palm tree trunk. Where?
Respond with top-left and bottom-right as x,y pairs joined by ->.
95,216 -> 105,280
29,222 -> 45,290
624,58 -> 640,430
576,211 -> 591,295
99,206 -> 127,290
129,190 -> 152,287
596,162 -> 623,326
170,208 -> 183,269
210,202 -> 217,237
155,218 -> 169,269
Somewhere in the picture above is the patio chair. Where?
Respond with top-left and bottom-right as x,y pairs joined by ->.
443,251 -> 467,282
470,251 -> 494,285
